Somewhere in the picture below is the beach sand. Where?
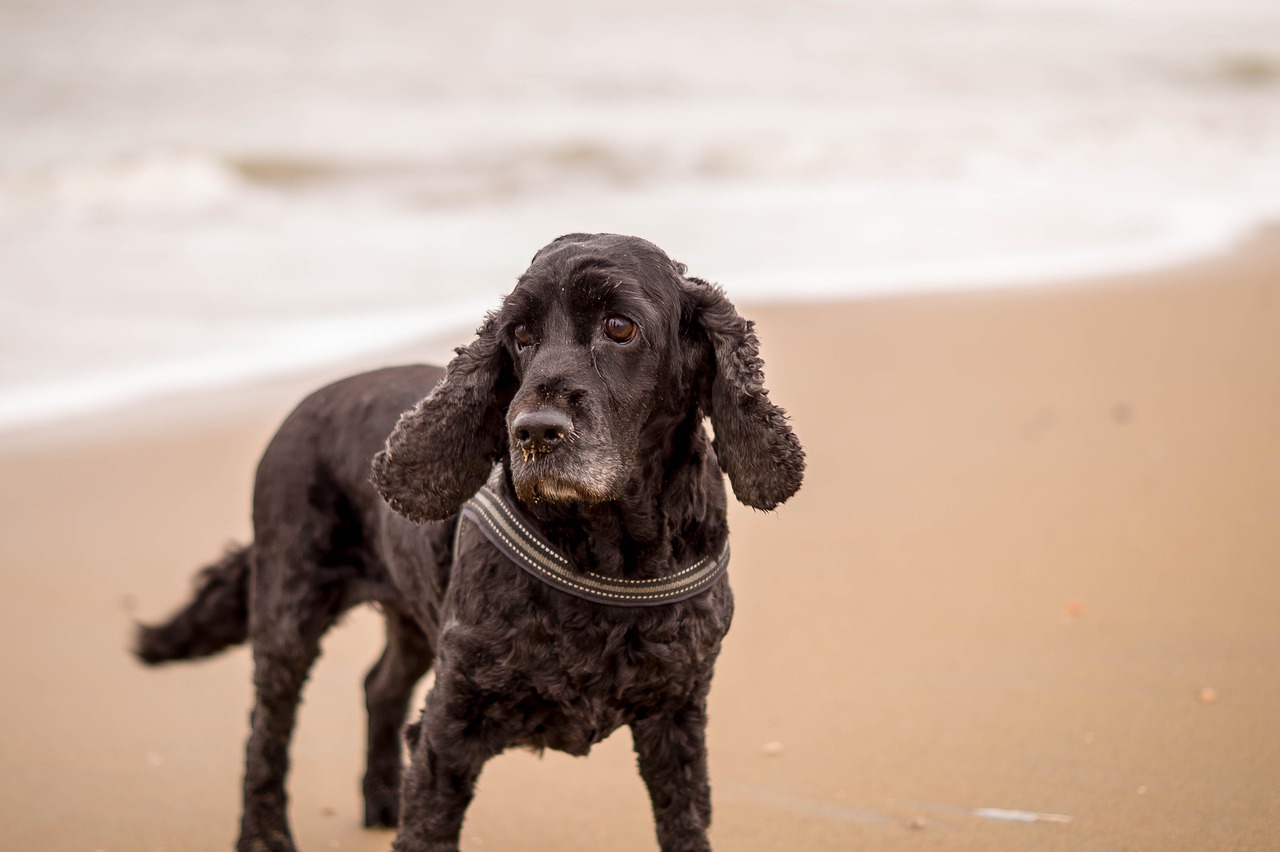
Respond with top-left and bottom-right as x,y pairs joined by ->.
2,230 -> 1279,851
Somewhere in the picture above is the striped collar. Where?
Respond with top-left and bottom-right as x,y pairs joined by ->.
459,468 -> 730,607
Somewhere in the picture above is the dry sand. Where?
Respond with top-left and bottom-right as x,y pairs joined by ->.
2,230 -> 1279,851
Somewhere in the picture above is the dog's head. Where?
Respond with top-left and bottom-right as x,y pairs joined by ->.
372,233 -> 804,522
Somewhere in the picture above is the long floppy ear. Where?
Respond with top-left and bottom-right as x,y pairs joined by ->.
683,277 -> 805,510
371,315 -> 514,523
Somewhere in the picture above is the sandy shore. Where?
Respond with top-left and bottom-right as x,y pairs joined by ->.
3,230 -> 1279,851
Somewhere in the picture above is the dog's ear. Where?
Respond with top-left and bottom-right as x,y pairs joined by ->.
682,277 -> 805,511
372,315 -> 514,523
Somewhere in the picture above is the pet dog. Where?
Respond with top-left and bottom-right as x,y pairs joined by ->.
136,233 -> 804,851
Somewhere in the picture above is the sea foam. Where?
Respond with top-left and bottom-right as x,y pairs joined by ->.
2,0 -> 1279,432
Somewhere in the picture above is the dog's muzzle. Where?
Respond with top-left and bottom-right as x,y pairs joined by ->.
507,407 -> 603,504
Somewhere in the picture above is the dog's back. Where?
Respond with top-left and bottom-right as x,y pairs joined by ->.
136,365 -> 445,668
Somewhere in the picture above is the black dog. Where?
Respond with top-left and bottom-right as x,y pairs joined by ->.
136,233 -> 804,852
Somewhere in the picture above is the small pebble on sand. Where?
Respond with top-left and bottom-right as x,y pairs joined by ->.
1063,599 -> 1088,619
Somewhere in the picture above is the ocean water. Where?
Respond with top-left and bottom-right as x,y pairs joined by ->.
2,0 -> 1279,430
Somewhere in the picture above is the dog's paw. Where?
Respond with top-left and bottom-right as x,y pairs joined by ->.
363,795 -> 400,829
391,840 -> 460,852
236,827 -> 298,852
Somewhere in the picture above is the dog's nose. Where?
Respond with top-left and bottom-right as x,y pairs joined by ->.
511,409 -> 573,457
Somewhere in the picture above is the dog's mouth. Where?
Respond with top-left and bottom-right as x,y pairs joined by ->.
509,456 -> 612,506
523,476 -> 600,505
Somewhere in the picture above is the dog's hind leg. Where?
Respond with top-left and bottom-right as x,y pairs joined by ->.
362,608 -> 433,828
236,548 -> 345,852
239,641 -> 322,852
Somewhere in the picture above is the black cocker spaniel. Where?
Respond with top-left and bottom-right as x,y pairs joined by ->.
137,233 -> 804,852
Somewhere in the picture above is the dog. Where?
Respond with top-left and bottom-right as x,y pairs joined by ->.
136,233 -> 804,852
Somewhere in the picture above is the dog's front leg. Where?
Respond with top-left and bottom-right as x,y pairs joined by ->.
631,692 -> 714,852
392,676 -> 494,852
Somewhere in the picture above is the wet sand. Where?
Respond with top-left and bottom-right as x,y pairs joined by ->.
2,230 -> 1279,851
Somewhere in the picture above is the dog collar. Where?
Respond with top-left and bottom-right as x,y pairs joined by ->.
459,469 -> 730,607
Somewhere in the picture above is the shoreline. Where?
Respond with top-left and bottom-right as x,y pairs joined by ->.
4,217 -> 1276,444
3,228 -> 1279,850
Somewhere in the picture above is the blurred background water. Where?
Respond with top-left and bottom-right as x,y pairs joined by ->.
2,0 -> 1278,429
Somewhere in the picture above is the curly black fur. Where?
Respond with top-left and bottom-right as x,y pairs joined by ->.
135,545 -> 250,663
136,233 -> 804,852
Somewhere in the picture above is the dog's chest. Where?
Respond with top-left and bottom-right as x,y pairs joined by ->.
438,551 -> 731,756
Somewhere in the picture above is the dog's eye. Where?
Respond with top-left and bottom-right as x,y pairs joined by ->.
603,316 -> 637,344
513,324 -> 535,350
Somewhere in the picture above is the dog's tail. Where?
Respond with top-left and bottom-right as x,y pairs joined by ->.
134,544 -> 251,665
